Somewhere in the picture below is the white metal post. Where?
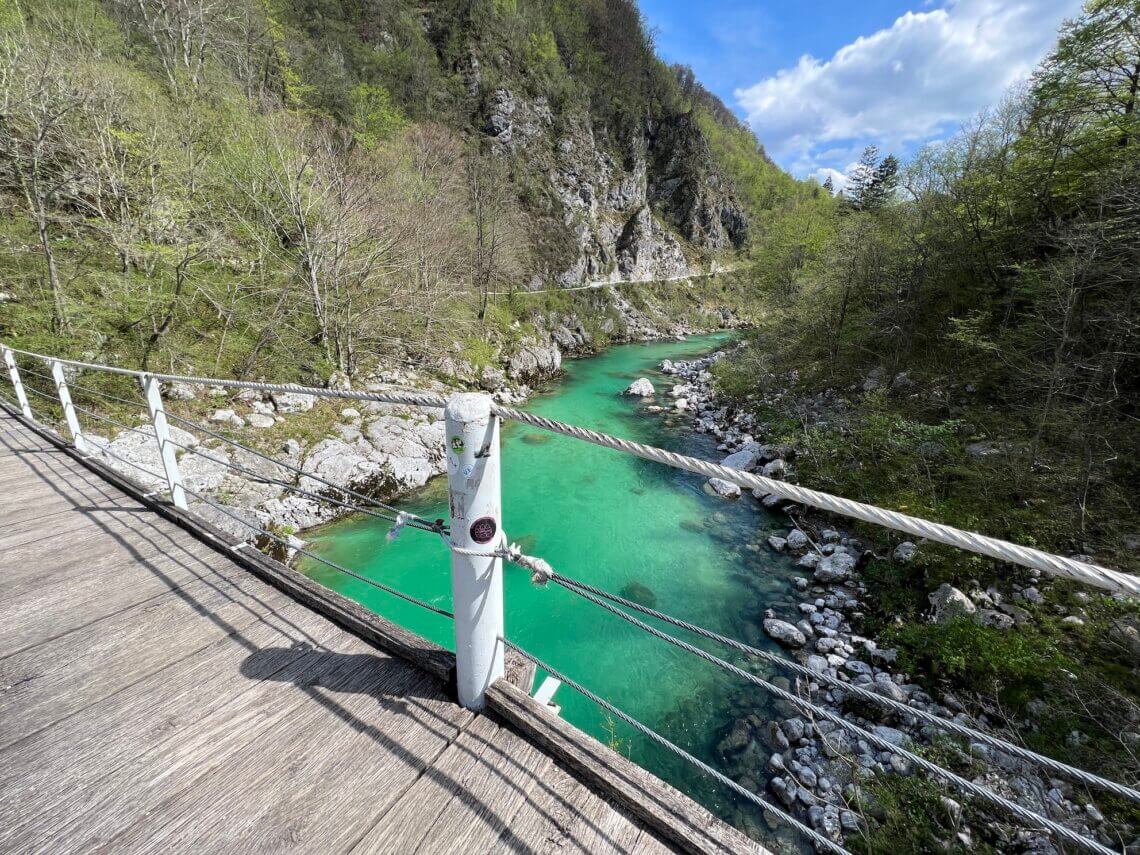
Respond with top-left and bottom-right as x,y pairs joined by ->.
143,375 -> 187,510
50,359 -> 87,453
2,347 -> 33,419
445,392 -> 505,711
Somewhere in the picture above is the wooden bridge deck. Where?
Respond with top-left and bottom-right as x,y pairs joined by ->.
0,409 -> 763,854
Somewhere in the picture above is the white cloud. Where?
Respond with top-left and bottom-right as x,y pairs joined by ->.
735,0 -> 1082,178
812,166 -> 851,192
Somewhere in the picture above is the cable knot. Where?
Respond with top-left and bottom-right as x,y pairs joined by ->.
386,511 -> 414,542
503,542 -> 554,586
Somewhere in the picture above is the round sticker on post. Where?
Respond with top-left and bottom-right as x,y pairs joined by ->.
469,516 -> 497,545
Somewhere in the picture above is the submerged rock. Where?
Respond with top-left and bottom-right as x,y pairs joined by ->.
620,580 -> 658,609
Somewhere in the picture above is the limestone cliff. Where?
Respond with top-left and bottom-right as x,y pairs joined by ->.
480,87 -> 746,288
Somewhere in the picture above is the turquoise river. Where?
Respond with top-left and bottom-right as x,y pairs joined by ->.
300,333 -> 804,839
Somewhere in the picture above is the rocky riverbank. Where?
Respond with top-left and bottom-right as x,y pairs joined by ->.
641,351 -> 1123,853
79,285 -> 743,545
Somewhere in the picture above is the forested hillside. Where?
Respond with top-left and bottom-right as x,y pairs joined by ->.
714,2 -> 1139,844
0,0 -> 801,382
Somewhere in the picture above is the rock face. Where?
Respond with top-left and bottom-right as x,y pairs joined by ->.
508,339 -> 562,383
624,377 -> 655,396
478,79 -> 746,288
615,205 -> 688,279
646,113 -> 747,252
87,423 -> 200,491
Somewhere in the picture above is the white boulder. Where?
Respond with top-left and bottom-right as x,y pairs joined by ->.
721,448 -> 759,471
624,378 -> 655,397
706,478 -> 741,499
763,619 -> 806,648
272,391 -> 316,413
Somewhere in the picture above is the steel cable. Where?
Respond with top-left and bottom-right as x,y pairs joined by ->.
8,342 -> 1135,594
174,483 -> 454,619
502,639 -> 852,855
490,404 -> 1138,596
547,578 -> 1115,854
545,573 -> 1140,804
162,410 -> 444,535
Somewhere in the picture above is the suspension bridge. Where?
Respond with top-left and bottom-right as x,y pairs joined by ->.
1,342 -> 1137,854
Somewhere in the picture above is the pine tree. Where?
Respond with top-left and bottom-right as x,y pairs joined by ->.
822,175 -> 834,194
865,154 -> 899,210
843,147 -> 898,211
843,145 -> 879,210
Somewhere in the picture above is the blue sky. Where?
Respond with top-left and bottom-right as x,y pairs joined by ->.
639,0 -> 1083,187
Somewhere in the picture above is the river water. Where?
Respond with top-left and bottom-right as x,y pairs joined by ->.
300,333 -> 803,840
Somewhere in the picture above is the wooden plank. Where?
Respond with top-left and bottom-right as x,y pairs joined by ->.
9,634 -> 398,852
350,714 -> 504,854
486,681 -> 769,855
403,715 -> 561,854
494,743 -> 615,852
0,507 -> 112,552
561,794 -> 662,855
0,561 -> 308,747
0,597 -> 349,848
2,412 -> 459,686
97,659 -> 472,854
0,542 -> 252,657
0,512 -> 216,591
499,755 -> 675,855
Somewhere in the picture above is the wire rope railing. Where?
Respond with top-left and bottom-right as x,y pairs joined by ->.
503,639 -> 853,855
542,572 -> 1140,805
2,340 -> 1136,855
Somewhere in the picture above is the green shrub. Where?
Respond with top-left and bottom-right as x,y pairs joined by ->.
886,618 -> 1070,696
851,774 -> 990,855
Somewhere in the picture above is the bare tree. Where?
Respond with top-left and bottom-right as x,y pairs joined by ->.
467,148 -> 524,320
111,0 -> 228,95
0,39 -> 86,333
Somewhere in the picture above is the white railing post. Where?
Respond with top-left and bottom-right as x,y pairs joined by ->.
143,375 -> 187,510
50,359 -> 87,454
445,392 -> 505,711
2,347 -> 33,419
